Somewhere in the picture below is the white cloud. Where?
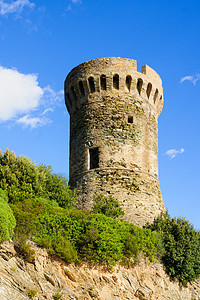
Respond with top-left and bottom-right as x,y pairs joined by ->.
0,66 -> 43,121
180,74 -> 200,85
17,114 -> 49,129
0,65 -> 64,129
165,148 -> 185,159
0,0 -> 34,15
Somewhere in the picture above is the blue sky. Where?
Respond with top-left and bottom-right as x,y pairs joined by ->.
0,0 -> 199,229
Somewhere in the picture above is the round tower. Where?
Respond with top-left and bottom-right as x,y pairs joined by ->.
64,57 -> 165,226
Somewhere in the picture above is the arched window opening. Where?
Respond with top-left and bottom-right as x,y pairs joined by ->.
100,75 -> 106,90
113,74 -> 119,90
88,77 -> 95,93
71,86 -> 77,101
66,93 -> 72,107
137,78 -> 143,95
159,95 -> 162,101
79,80 -> 85,96
146,83 -> 152,99
89,147 -> 99,169
154,89 -> 158,104
126,75 -> 132,91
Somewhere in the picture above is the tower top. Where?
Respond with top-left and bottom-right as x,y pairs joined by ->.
65,57 -> 163,118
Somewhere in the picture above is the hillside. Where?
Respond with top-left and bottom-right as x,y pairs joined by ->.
0,240 -> 200,300
0,149 -> 200,299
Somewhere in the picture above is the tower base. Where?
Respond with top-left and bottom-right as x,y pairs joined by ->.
70,168 -> 165,227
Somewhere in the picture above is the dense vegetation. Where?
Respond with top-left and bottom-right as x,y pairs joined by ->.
12,197 -> 158,265
0,189 -> 16,242
146,212 -> 200,285
0,149 -> 199,285
0,149 -> 76,208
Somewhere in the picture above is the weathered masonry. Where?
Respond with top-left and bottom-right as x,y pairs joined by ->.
64,57 -> 165,226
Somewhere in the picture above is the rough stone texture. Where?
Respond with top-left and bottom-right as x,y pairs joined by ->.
64,57 -> 165,226
0,240 -> 200,300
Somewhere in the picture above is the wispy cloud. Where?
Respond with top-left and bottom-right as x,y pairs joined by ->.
41,108 -> 54,115
17,114 -> 50,129
42,85 -> 63,103
165,148 -> 185,159
0,0 -> 34,16
180,73 -> 200,85
65,0 -> 81,12
0,65 -> 63,128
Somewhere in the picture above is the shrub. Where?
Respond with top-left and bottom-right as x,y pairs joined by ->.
53,293 -> 62,300
11,194 -> 159,266
38,235 -> 78,263
146,212 -> 200,284
93,194 -> 124,219
0,189 -> 16,242
28,289 -> 37,298
11,197 -> 60,238
0,149 -> 76,208
16,239 -> 35,263
36,210 -> 158,265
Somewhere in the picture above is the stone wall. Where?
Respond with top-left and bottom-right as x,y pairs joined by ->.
65,57 -> 165,226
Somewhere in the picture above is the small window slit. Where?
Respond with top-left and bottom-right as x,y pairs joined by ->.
146,83 -> 152,99
113,74 -> 119,90
88,77 -> 95,93
100,75 -> 106,90
79,80 -> 85,96
126,75 -> 132,91
154,89 -> 158,104
71,86 -> 77,101
137,78 -> 143,95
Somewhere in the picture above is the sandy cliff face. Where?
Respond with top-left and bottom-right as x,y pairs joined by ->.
0,240 -> 199,300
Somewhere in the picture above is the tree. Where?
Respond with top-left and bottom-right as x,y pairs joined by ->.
146,212 -> 200,284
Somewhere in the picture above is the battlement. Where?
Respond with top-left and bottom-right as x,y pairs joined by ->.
65,57 -> 163,118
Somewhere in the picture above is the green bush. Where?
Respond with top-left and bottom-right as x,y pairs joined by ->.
11,196 -> 159,266
16,239 -> 35,263
93,194 -> 124,219
28,289 -> 37,298
0,149 -> 76,208
146,212 -> 200,284
53,293 -> 62,300
0,189 -> 16,242
11,197 -> 60,238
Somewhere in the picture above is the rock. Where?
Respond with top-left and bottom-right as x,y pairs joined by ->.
63,267 -> 77,282
44,272 -> 56,286
88,288 -> 99,298
0,241 -> 199,300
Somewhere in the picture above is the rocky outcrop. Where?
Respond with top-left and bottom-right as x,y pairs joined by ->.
0,240 -> 199,300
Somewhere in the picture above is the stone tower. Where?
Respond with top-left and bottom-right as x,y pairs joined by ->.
64,57 -> 165,226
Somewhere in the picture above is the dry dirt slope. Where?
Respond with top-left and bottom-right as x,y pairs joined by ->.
0,240 -> 200,300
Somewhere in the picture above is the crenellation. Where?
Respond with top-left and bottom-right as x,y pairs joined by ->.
65,57 -> 165,226
142,64 -> 162,86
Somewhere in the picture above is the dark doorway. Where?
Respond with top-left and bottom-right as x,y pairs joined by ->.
89,147 -> 99,169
